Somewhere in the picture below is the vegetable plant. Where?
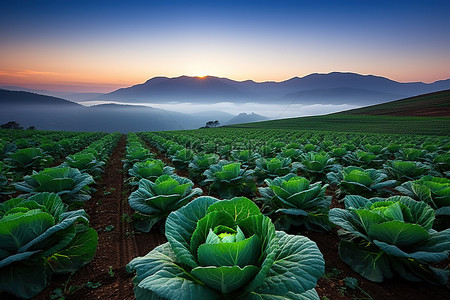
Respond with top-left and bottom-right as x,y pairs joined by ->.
298,152 -> 340,182
62,152 -> 105,178
383,160 -> 430,181
327,166 -> 397,197
127,196 -> 324,299
259,173 -> 332,231
230,149 -> 260,167
15,167 -> 94,205
254,157 -> 295,183
128,175 -> 202,232
203,161 -> 256,198
396,176 -> 450,219
4,147 -> 53,174
329,195 -> 450,284
128,159 -> 174,184
171,148 -> 195,170
0,193 -> 98,298
188,153 -> 220,181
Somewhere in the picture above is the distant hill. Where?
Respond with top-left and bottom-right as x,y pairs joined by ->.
226,113 -> 269,125
95,72 -> 450,106
0,89 -> 209,132
337,89 -> 450,117
0,86 -> 104,102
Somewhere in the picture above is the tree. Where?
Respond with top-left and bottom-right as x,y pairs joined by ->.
205,120 -> 220,128
0,121 -> 23,129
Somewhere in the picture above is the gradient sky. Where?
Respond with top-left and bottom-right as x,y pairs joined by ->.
1,0 -> 449,92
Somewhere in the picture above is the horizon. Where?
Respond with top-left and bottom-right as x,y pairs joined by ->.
2,71 -> 450,95
1,0 -> 450,93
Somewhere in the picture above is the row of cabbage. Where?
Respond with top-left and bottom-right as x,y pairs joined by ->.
118,129 -> 450,299
0,131 -> 108,195
0,131 -> 121,298
120,133 -> 326,299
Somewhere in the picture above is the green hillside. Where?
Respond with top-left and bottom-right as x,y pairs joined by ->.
227,90 -> 450,136
338,89 -> 450,116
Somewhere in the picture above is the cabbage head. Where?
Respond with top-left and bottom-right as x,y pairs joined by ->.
327,166 -> 397,197
128,159 -> 174,184
0,193 -> 98,298
329,195 -> 449,284
259,173 -> 332,231
203,161 -> 256,198
127,196 -> 324,299
15,167 -> 94,205
129,175 -> 202,232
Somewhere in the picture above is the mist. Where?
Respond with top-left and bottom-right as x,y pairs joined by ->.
79,101 -> 360,119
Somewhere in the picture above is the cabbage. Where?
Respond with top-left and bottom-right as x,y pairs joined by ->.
127,197 -> 324,299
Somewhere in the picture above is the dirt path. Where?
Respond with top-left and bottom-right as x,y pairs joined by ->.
28,135 -> 166,300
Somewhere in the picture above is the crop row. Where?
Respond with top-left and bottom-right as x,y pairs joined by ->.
118,129 -> 449,299
0,131 -> 121,298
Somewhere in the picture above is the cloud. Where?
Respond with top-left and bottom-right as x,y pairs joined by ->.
0,69 -> 58,77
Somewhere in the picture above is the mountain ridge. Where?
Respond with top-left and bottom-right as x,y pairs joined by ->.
95,72 -> 450,104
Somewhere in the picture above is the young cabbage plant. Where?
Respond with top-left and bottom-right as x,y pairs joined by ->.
279,148 -> 303,161
127,196 -> 325,299
203,161 -> 256,198
343,150 -> 382,168
327,166 -> 397,197
171,148 -> 195,170
0,193 -> 98,299
123,146 -> 154,170
129,175 -> 202,232
4,147 -> 53,174
128,159 -> 174,185
0,162 -> 13,194
62,152 -> 105,178
254,157 -> 296,184
395,148 -> 429,162
383,160 -> 431,182
188,153 -> 220,182
259,173 -> 332,231
329,195 -> 450,284
396,176 -> 450,223
432,153 -> 450,177
230,149 -> 260,168
298,152 -> 340,182
15,167 -> 94,205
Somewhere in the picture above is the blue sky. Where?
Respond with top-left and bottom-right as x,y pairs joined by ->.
1,0 -> 449,92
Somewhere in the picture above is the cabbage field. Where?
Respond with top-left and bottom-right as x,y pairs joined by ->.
0,128 -> 449,299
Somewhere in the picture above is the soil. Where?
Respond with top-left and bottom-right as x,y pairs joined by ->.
2,135 -> 448,300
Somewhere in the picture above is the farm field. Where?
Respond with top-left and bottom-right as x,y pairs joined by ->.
0,127 -> 449,300
228,89 -> 450,136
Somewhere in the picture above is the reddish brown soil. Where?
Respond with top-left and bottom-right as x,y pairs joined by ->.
29,135 -> 166,300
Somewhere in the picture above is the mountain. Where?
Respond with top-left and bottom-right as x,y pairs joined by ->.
0,85 -> 104,102
0,89 -> 206,132
95,72 -> 450,105
97,75 -> 252,103
226,113 -> 269,125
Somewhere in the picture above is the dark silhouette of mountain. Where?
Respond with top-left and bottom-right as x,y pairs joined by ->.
98,76 -> 252,103
0,86 -> 104,101
95,72 -> 450,105
226,113 -> 269,125
0,89 -> 210,132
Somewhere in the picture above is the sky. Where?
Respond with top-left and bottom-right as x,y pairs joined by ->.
1,0 -> 450,93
